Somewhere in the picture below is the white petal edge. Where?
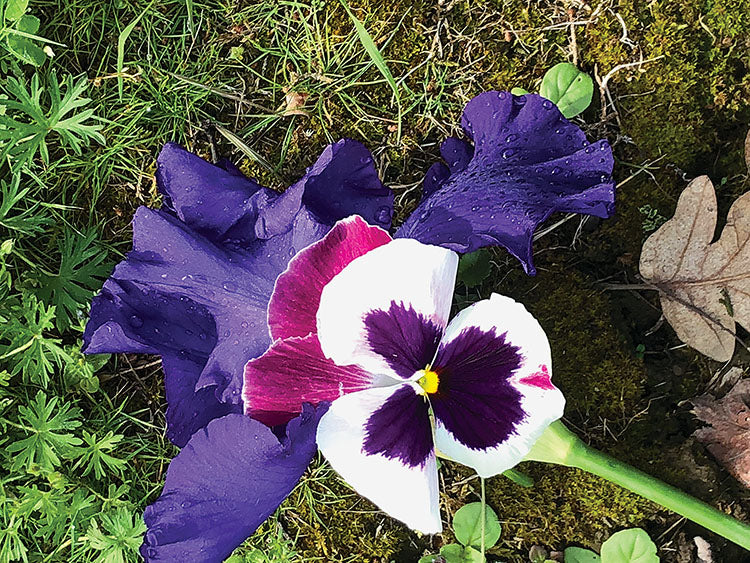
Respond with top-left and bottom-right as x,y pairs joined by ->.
316,384 -> 442,534
316,238 -> 458,378
433,293 -> 565,478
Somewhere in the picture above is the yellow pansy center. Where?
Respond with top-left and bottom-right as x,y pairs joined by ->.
416,366 -> 440,394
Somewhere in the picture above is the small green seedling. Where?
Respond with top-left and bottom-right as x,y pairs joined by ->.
457,249 -> 492,288
419,502 -> 502,563
1,0 -> 50,66
564,528 -> 659,563
511,62 -> 594,119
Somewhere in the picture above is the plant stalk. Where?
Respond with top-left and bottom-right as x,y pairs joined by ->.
526,422 -> 750,550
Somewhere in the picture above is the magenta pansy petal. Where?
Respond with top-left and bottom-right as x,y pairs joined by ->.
431,294 -> 565,477
268,215 -> 392,341
316,385 -> 441,533
243,334 -> 372,426
396,91 -> 615,274
141,405 -> 325,563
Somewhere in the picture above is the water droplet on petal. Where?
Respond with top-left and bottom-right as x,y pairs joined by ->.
222,281 -> 237,293
375,206 -> 392,224
542,99 -> 554,109
505,134 -> 517,143
129,315 -> 143,328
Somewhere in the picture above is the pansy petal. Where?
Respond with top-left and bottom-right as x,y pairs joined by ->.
141,405 -> 325,563
268,216 -> 392,341
317,385 -> 441,533
317,239 -> 458,378
431,293 -> 565,478
243,334 -> 373,426
397,91 -> 615,275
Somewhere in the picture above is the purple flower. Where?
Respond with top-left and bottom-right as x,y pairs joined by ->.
245,217 -> 565,532
83,140 -> 393,447
396,92 -> 616,274
83,90 -> 615,561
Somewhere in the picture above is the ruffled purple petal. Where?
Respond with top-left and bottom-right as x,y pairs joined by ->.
82,278 -> 240,446
140,404 -> 326,563
397,91 -> 616,274
84,140 -> 394,446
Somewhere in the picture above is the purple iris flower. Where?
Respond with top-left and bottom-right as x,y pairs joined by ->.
397,91 -> 615,274
82,91 -> 615,562
245,216 -> 564,532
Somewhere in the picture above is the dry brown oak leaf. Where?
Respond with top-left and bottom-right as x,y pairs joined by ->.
639,176 -> 750,362
693,378 -> 750,488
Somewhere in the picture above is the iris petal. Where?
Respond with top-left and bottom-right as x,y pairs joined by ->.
396,92 -> 615,274
84,141 -> 394,446
140,405 -> 325,563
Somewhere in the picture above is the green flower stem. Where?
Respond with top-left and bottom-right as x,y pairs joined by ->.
526,421 -> 750,550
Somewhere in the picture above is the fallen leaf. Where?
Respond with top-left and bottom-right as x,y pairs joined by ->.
692,378 -> 750,487
281,90 -> 309,116
639,176 -> 750,361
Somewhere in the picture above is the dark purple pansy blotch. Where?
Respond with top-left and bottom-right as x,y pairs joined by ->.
82,91 -> 616,562
397,91 -> 616,274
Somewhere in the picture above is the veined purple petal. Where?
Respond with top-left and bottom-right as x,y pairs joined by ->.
364,301 -> 443,379
397,92 -> 616,275
243,334 -> 372,426
82,279 -> 240,446
140,405 -> 325,563
84,141 -> 394,445
363,384 -> 434,468
431,326 -> 525,450
298,139 -> 394,229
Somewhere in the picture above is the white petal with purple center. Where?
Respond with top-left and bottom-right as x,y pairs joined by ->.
317,239 -> 458,379
431,293 -> 565,478
316,384 -> 442,534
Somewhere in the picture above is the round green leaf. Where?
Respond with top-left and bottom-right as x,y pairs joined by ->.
510,86 -> 530,96
539,62 -> 594,119
4,0 -> 30,21
564,546 -> 601,563
600,529 -> 659,563
418,555 -> 444,563
440,544 -> 485,563
457,249 -> 492,288
452,502 -> 501,549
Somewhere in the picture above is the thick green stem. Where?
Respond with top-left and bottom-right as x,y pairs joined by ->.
526,422 -> 750,550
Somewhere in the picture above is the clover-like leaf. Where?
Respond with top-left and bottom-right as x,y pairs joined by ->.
639,176 -> 750,361
452,502 -> 501,549
564,546 -> 601,563
599,529 -> 658,563
540,62 -> 593,118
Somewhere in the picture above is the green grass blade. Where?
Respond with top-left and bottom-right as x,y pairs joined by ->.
117,4 -> 153,100
340,0 -> 402,141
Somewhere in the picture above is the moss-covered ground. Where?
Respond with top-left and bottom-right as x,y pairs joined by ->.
3,0 -> 749,560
